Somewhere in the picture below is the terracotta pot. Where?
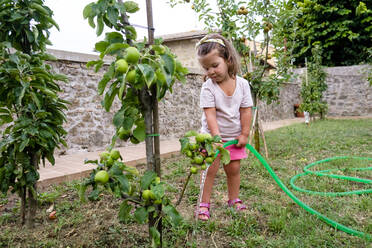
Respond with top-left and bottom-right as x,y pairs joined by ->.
294,104 -> 304,118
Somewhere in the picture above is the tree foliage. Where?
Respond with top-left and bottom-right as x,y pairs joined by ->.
0,0 -> 68,225
299,45 -> 328,118
273,0 -> 372,67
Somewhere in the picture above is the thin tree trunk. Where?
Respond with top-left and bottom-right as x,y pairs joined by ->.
20,186 -> 26,225
140,89 -> 154,171
152,92 -> 162,246
26,154 -> 39,228
146,0 -> 162,245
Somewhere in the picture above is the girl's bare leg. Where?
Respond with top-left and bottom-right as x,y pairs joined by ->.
223,160 -> 243,207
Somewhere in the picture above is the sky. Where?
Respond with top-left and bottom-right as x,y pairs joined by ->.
44,0 -> 205,54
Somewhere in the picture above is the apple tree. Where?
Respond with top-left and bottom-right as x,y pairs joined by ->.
0,0 -> 68,227
176,131 -> 230,206
80,0 -> 188,246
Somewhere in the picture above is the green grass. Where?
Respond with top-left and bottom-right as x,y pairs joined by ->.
0,118 -> 371,247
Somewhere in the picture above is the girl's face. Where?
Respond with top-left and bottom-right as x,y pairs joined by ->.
198,49 -> 230,83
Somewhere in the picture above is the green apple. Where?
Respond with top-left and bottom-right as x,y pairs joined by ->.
94,170 -> 109,184
115,59 -> 128,73
125,47 -> 140,64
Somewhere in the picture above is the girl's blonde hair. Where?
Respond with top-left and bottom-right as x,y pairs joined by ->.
196,33 -> 240,78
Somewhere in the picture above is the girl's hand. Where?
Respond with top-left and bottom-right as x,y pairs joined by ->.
236,134 -> 248,148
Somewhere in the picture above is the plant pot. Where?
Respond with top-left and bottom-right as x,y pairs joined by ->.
294,104 -> 304,118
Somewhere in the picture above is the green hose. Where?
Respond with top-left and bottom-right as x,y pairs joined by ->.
290,156 -> 371,196
221,140 -> 371,241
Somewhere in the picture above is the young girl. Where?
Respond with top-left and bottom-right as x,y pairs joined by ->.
196,34 -> 253,221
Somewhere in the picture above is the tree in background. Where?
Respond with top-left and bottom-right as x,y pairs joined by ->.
273,0 -> 372,67
0,0 -> 68,226
299,44 -> 328,120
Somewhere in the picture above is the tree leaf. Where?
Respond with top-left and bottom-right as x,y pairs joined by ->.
83,3 -> 94,19
133,124 -> 145,142
88,16 -> 96,28
152,184 -> 164,199
212,135 -> 222,142
163,205 -> 182,226
103,86 -> 119,112
112,174 -> 129,193
122,165 -> 139,176
161,54 -> 176,76
205,142 -> 213,156
113,108 -> 125,127
104,32 -> 124,44
134,207 -> 148,224
140,170 -> 157,190
138,64 -> 155,88
185,130 -> 198,137
95,41 -> 109,53
124,25 -> 137,40
88,188 -> 100,201
179,137 -> 190,153
30,92 -> 41,109
19,138 -> 29,152
123,116 -> 134,130
107,7 -> 119,26
98,75 -> 111,95
96,16 -> 104,36
123,1 -> 139,13
118,200 -> 132,222
217,146 -> 230,165
149,227 -> 161,247
103,43 -> 129,58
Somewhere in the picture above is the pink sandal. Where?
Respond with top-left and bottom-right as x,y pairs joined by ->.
227,198 -> 247,211
197,202 -> 210,221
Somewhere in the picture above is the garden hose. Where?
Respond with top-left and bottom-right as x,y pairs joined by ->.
290,156 -> 371,196
220,140 -> 371,241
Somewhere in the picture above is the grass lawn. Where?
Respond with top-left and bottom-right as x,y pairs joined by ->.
1,118 -> 371,247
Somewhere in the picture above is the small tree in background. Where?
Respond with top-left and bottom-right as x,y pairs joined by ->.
0,0 -> 68,227
299,44 -> 328,120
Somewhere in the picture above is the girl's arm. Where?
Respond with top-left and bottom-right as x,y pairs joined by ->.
236,107 -> 252,147
204,107 -> 220,136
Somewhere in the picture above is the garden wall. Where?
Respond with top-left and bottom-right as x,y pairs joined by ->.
47,49 -> 371,153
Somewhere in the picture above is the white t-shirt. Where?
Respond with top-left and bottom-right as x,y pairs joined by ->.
199,76 -> 253,141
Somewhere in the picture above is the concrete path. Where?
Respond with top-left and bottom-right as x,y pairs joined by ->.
38,117 -> 306,188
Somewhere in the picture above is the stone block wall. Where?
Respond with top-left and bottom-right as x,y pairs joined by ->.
292,65 -> 372,116
323,65 -> 371,116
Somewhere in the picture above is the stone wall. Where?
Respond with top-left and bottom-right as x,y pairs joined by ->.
291,65 -> 372,116
45,49 -> 371,153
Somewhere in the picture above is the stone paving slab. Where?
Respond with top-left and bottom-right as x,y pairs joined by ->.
37,118 -> 306,188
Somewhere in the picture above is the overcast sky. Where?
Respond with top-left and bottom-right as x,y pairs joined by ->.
44,0 -> 205,54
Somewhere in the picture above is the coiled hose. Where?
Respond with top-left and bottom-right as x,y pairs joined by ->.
221,140 -> 371,241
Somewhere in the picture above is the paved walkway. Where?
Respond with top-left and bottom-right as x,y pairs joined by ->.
38,118 -> 306,188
